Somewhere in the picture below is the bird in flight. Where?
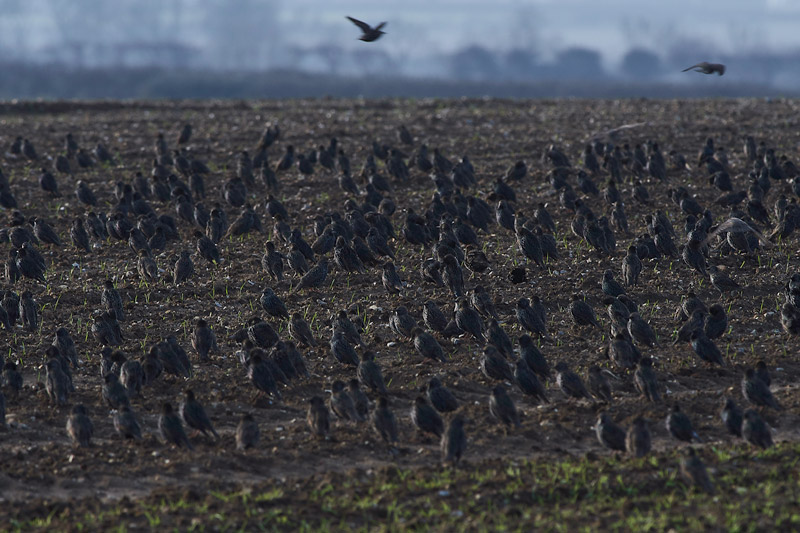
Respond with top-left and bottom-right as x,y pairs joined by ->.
682,62 -> 726,76
346,16 -> 387,42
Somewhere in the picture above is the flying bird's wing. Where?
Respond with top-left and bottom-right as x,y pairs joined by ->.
712,63 -> 726,75
346,16 -> 372,32
682,63 -> 708,72
375,22 -> 387,31
702,217 -> 773,248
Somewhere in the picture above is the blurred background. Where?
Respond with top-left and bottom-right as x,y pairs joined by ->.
1,0 -> 798,98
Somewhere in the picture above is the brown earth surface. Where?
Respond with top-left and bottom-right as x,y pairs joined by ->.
1,98 -> 800,530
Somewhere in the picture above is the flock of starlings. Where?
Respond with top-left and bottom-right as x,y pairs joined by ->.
0,28 -> 784,495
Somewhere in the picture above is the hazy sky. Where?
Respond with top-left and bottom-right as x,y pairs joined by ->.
287,0 -> 800,62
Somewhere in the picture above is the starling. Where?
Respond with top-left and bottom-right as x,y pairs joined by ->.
4,362 -> 22,399
681,448 -> 715,495
70,218 -> 91,252
486,319 -> 513,359
442,255 -> 465,298
427,377 -> 459,413
411,396 -> 444,438
382,261 -> 404,294
514,359 -> 549,404
294,258 -> 329,292
516,227 -> 543,267
259,288 -> 289,320
570,294 -> 601,329
330,330 -> 359,367
781,302 -> 800,335
372,396 -> 398,445
456,298 -> 485,342
682,62 -> 725,75
489,385 -> 520,430
471,286 -> 498,321
102,373 -> 130,409
333,310 -> 362,346
690,330 -> 724,366
519,335 -> 550,382
114,405 -> 143,441
587,366 -> 613,402
102,280 -> 125,322
516,298 -> 550,341
481,346 -> 514,381
634,357 -> 660,402
159,402 -> 193,449
742,409 -> 773,449
666,404 -> 700,442
32,218 -> 61,246
626,417 -> 651,458
180,389 -> 219,439
248,354 -> 282,401
608,332 -> 640,370
330,380 -> 362,422
682,239 -> 707,277
20,291 -> 40,332
599,271 -> 625,299
348,379 -> 370,420
423,300 -> 448,333
53,327 -> 79,368
627,312 -> 658,347
675,310 -> 706,345
191,319 -> 219,361
75,180 -> 97,206
596,413 -> 626,451
288,313 -> 317,348
357,350 -> 388,395
46,359 -> 69,406
413,327 -> 446,362
721,398 -> 743,437
742,368 -> 782,410
555,361 -> 592,400
262,241 -> 284,282
307,396 -> 331,438
66,405 -> 94,447
119,355 -> 144,398
173,251 -> 194,285
346,16 -> 387,42
708,266 -> 741,294
622,246 -> 642,286
441,414 -> 467,466
236,413 -> 260,450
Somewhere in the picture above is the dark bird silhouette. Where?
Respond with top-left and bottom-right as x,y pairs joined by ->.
587,366 -> 613,402
555,361 -> 592,400
372,396 -> 398,445
742,368 -> 782,410
427,377 -> 459,413
742,409 -> 773,449
66,405 -> 94,447
181,389 -> 220,439
681,448 -> 715,494
191,319 -> 219,361
626,417 -> 651,458
682,62 -> 725,75
307,396 -> 331,438
441,414 -> 467,466
596,412 -> 626,451
721,398 -> 743,437
489,385 -> 520,430
346,16 -> 386,42
114,405 -> 143,441
236,413 -> 260,450
666,404 -> 700,442
159,402 -> 193,449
